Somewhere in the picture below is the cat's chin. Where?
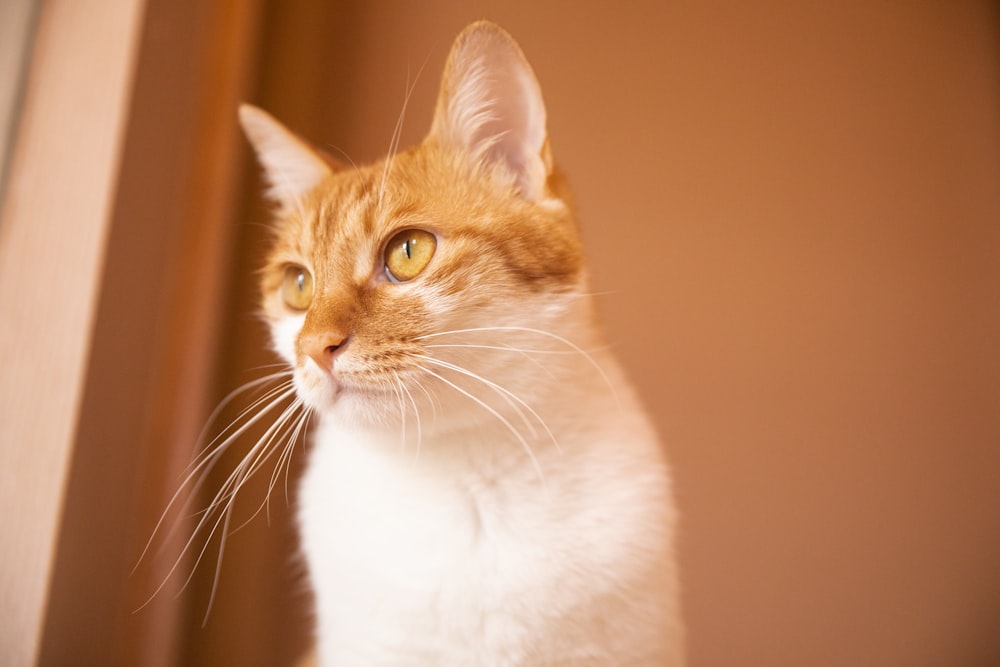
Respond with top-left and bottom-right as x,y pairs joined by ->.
293,368 -> 392,424
293,366 -> 344,409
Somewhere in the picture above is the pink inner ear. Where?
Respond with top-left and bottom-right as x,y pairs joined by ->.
440,26 -> 550,200
476,66 -> 547,199
239,104 -> 332,208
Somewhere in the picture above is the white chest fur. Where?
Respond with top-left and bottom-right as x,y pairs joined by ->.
299,377 -> 684,666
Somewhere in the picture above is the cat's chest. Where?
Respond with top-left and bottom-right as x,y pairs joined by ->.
298,423 -> 558,589
296,414 -> 677,666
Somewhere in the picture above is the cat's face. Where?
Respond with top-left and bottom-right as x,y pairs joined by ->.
245,22 -> 588,423
259,147 -> 583,419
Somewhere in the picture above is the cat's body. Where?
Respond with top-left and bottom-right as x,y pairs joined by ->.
240,21 -> 683,666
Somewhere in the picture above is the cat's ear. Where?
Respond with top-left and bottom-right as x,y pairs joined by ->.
429,21 -> 553,202
239,104 -> 333,210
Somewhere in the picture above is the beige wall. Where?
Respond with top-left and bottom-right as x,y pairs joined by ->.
20,1 -> 999,665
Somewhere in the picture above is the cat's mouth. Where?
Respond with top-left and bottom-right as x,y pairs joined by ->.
293,360 -> 344,409
293,361 -> 391,414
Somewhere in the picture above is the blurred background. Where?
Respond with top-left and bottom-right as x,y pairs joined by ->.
1,1 -> 998,665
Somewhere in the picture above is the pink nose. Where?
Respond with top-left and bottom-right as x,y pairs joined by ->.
300,333 -> 348,373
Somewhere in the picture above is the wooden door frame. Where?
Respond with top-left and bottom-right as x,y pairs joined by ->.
0,1 -> 261,664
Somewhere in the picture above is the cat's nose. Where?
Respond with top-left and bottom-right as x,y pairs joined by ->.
301,333 -> 348,373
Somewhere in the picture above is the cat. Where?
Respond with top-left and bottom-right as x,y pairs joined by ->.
238,20 -> 684,666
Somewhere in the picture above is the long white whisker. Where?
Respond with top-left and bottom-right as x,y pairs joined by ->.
133,377 -> 294,575
267,402 -> 306,516
422,342 -> 562,379
408,371 -> 439,425
378,59 -> 429,208
187,376 -> 295,474
417,326 -> 618,404
235,398 -> 307,528
394,370 -> 423,463
175,382 -> 297,520
260,400 -> 306,515
283,407 -> 313,505
181,396 -> 303,619
424,342 -> 596,355
136,478 -> 231,614
133,385 -> 298,613
417,355 -> 560,453
419,356 -> 535,438
389,371 -> 407,456
202,502 -> 233,626
212,398 -> 303,532
322,143 -> 359,171
418,366 -> 546,485
378,72 -> 412,206
400,378 -> 423,463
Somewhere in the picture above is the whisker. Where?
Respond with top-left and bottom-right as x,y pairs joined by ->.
394,370 -> 424,463
173,381 -> 297,524
378,58 -> 429,208
267,404 -> 306,514
202,502 -> 233,627
321,143 -> 359,171
417,326 -> 618,404
422,342 -> 562,380
283,407 -> 314,505
408,371 -> 440,425
424,342 -> 596,356
243,361 -> 295,372
211,398 -> 303,533
186,376 -> 295,477
417,355 -> 560,453
400,378 -> 423,463
389,371 -> 407,456
184,395 -> 303,620
133,375 -> 293,575
230,399 -> 307,529
133,385 -> 297,613
135,481 -> 230,614
418,355 -> 535,438
188,371 -> 293,468
418,366 -> 546,485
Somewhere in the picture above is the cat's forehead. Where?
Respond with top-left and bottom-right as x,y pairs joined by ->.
316,166 -> 380,227
306,152 -> 451,240
318,168 -> 420,232
279,159 -> 424,277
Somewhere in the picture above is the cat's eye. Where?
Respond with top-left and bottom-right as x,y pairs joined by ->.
384,229 -> 436,283
281,264 -> 313,310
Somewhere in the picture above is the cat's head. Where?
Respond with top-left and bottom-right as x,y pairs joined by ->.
241,21 -> 591,423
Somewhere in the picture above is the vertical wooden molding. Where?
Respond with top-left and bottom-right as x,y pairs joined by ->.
0,1 -> 146,665
0,0 -> 37,197
32,0 -> 265,664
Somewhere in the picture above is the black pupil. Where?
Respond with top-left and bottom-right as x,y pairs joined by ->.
403,239 -> 412,259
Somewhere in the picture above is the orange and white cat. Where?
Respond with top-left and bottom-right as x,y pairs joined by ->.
240,20 -> 683,666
